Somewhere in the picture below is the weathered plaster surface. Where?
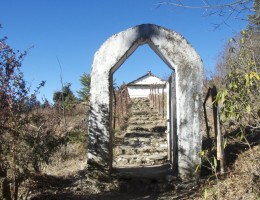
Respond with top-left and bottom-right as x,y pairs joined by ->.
88,24 -> 203,180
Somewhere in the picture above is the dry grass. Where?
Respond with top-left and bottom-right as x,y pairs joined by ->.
42,142 -> 87,177
199,145 -> 260,200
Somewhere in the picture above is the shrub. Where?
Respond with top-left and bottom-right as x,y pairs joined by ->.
0,38 -> 65,199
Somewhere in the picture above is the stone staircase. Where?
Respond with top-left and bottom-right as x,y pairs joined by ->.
126,98 -> 166,133
113,98 -> 168,168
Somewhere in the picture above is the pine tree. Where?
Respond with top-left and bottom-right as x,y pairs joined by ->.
77,72 -> 91,101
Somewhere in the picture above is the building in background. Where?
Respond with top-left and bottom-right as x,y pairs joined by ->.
126,71 -> 167,98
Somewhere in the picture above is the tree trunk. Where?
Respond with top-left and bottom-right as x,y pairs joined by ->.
0,177 -> 11,200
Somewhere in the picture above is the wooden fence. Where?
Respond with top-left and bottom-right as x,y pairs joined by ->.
149,83 -> 167,118
113,85 -> 130,131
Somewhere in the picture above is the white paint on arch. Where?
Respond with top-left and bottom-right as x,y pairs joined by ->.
87,24 -> 203,180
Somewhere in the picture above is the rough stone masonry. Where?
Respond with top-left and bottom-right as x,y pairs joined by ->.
87,24 -> 203,180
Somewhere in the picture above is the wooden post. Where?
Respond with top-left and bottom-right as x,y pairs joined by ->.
203,88 -> 212,139
150,85 -> 152,103
120,90 -> 123,127
157,85 -> 161,113
216,109 -> 225,174
211,86 -> 225,174
125,85 -> 129,116
116,90 -> 120,128
152,84 -> 155,108
162,86 -> 165,118
113,89 -> 117,130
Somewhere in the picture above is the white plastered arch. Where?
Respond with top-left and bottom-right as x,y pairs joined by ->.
88,24 -> 203,180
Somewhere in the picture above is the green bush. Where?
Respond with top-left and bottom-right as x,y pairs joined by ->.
68,129 -> 88,143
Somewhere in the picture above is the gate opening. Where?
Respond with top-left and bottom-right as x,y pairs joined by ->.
111,44 -> 174,174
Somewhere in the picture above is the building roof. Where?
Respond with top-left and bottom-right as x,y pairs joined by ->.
127,71 -> 166,86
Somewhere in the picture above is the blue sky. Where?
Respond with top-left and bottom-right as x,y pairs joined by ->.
1,0 -> 250,102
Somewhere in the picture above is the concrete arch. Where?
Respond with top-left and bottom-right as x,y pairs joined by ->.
88,24 -> 203,180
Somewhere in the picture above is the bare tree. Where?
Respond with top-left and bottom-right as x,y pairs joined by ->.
156,0 -> 254,29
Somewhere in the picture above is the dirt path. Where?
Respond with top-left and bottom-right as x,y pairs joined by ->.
21,132 -> 259,200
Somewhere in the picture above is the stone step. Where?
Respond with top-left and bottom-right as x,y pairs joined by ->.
132,110 -> 162,115
124,132 -> 164,138
131,111 -> 150,115
129,116 -> 150,121
131,103 -> 151,107
131,98 -> 150,103
127,119 -> 166,125
131,108 -> 151,111
128,121 -> 156,126
124,137 -> 167,147
127,121 -> 166,125
131,112 -> 165,117
128,116 -> 165,121
113,152 -> 168,167
114,146 -> 167,156
132,106 -> 150,108
126,126 -> 150,132
126,125 -> 167,132
124,137 -> 152,146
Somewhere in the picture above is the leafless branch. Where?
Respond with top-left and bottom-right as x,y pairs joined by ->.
157,0 -> 252,10
156,0 -> 254,29
56,57 -> 68,133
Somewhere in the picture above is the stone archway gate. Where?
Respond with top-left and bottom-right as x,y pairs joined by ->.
87,24 -> 203,180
